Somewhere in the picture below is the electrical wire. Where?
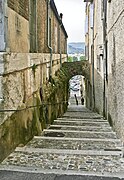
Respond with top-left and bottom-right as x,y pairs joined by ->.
0,101 -> 68,113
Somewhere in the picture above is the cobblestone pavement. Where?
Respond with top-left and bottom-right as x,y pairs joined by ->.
0,97 -> 124,179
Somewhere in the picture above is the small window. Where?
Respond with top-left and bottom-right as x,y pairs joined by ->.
90,4 -> 94,28
15,16 -> 21,33
97,55 -> 101,72
85,16 -> 88,34
48,18 -> 51,47
101,0 -> 104,20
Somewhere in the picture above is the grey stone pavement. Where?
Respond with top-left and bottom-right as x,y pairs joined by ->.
0,97 -> 124,180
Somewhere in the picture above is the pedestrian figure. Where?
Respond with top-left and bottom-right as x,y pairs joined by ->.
74,94 -> 78,105
81,96 -> 84,105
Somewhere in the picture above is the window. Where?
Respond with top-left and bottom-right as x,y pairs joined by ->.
90,4 -> 94,28
97,55 -> 101,72
15,16 -> 21,33
0,0 -> 6,51
85,16 -> 88,34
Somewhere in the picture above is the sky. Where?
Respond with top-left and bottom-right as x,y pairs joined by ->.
54,0 -> 86,43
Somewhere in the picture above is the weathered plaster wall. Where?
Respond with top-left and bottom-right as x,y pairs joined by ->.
61,30 -> 67,54
93,0 -> 104,115
7,0 -> 29,20
51,11 -> 58,54
6,0 -> 67,54
85,1 -> 104,113
0,0 -> 7,51
7,0 -> 29,52
85,3 -> 89,61
0,0 -> 68,162
51,5 -> 67,55
88,4 -> 93,65
1,53 -> 67,114
0,59 -> 69,162
85,0 -> 124,141
37,0 -> 48,53
107,0 -> 124,140
7,7 -> 29,52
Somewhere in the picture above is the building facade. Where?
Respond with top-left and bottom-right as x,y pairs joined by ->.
0,0 -> 68,117
84,0 -> 124,141
0,0 -> 68,160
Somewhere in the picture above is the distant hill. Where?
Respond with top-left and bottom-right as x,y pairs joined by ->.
68,42 -> 85,54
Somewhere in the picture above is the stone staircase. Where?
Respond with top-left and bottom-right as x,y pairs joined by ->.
0,97 -> 124,179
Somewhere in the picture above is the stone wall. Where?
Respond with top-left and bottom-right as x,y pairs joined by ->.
8,0 -> 29,20
7,7 -> 30,52
7,0 -> 29,52
37,0 -> 48,53
93,0 -> 104,115
85,0 -> 124,141
6,1 -> 68,53
85,1 -> 104,113
107,0 -> 124,140
0,0 -> 7,51
0,53 -> 67,115
0,58 -> 69,162
0,0 -> 68,162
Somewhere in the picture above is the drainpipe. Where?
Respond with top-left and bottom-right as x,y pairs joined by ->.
59,13 -> 63,68
47,0 -> 53,80
102,0 -> 107,118
36,0 -> 38,52
92,44 -> 95,110
92,2 -> 95,111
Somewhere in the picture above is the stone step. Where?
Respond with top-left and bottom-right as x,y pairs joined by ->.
53,120 -> 111,127
63,111 -> 103,119
1,170 -> 124,180
1,104 -> 123,179
1,148 -> 124,175
64,109 -> 103,115
64,108 -> 103,118
43,129 -> 117,139
67,110 -> 92,112
66,110 -> 100,114
34,136 -> 122,142
49,125 -> 112,132
12,147 -> 124,156
63,115 -> 103,119
57,117 -> 107,122
26,136 -> 122,151
67,105 -> 91,112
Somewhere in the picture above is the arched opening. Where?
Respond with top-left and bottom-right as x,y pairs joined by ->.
69,75 -> 86,106
62,61 -> 90,109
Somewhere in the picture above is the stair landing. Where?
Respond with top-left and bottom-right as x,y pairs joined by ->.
0,97 -> 124,179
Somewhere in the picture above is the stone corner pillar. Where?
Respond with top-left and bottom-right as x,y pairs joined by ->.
0,53 -> 4,104
0,0 -> 8,52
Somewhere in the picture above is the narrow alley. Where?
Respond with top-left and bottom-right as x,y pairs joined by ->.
0,89 -> 124,179
0,0 -> 124,179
